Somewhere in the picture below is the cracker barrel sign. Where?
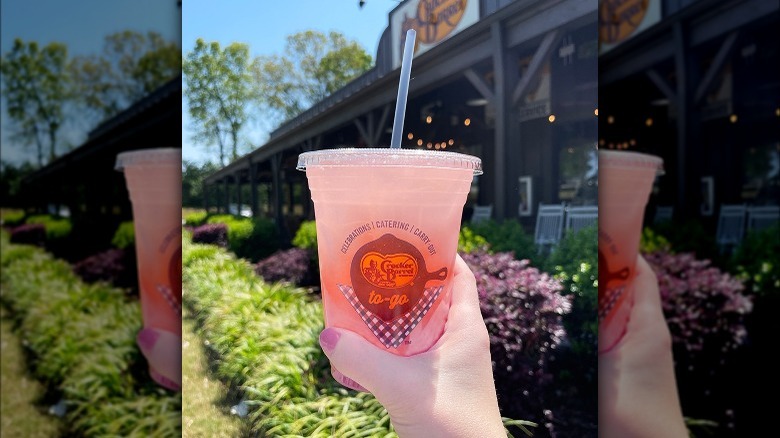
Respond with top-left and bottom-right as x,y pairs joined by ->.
391,0 -> 479,68
599,0 -> 660,54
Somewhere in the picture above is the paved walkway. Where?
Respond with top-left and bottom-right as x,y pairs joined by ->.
1,307 -> 61,437
182,309 -> 245,438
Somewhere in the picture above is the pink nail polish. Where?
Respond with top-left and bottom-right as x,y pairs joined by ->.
319,328 -> 340,352
137,329 -> 160,351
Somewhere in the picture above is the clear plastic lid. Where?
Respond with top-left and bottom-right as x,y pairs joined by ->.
115,148 -> 181,171
598,150 -> 665,175
297,148 -> 483,175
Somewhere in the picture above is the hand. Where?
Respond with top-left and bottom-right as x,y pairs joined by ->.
318,254 -> 506,438
599,254 -> 687,438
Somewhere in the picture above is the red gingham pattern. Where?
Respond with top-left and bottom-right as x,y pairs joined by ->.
337,284 -> 443,349
156,284 -> 182,315
598,285 -> 624,322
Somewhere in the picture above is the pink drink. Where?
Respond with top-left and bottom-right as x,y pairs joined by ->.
298,148 -> 481,388
598,150 -> 663,353
116,148 -> 182,390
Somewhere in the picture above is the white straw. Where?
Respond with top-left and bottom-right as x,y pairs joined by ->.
390,29 -> 416,149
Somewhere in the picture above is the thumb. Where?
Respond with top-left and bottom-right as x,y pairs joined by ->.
319,327 -> 403,393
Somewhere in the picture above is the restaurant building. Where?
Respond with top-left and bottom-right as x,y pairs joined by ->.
21,75 -> 181,253
203,0 -> 599,239
599,0 -> 779,224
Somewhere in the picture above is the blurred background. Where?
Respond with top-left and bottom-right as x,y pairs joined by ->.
1,0 -> 182,436
181,0 -> 597,437
599,0 -> 779,435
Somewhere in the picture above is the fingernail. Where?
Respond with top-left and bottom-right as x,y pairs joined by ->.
137,329 -> 160,351
319,328 -> 340,353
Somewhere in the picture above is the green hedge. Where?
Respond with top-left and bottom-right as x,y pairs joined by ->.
467,220 -> 539,264
183,235 -> 394,436
544,225 -> 598,365
0,237 -> 180,437
25,214 -> 72,240
112,221 -> 135,250
1,209 -> 26,226
292,220 -> 317,252
183,210 -> 209,227
732,224 -> 780,296
205,215 -> 279,262
183,234 -> 527,436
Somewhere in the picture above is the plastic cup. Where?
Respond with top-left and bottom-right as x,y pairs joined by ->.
116,148 -> 182,391
598,150 -> 664,353
297,148 -> 482,390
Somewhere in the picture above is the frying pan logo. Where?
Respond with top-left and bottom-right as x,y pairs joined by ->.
350,233 -> 447,322
360,252 -> 418,289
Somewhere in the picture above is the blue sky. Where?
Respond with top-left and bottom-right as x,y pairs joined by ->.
0,1 -> 400,166
182,0 -> 400,164
1,0 -> 181,165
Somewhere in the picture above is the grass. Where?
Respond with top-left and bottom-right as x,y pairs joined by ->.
0,231 -> 181,436
182,312 -> 245,437
183,233 -> 534,437
1,307 -> 62,438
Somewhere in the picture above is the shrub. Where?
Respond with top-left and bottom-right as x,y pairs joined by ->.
1,209 -> 26,227
652,220 -> 718,261
1,241 -> 180,436
544,224 -> 598,387
10,223 -> 46,246
457,226 -> 489,253
731,224 -> 780,297
255,248 -> 315,286
469,219 -> 538,263
111,221 -> 135,250
645,251 -> 751,356
183,239 -> 532,437
292,220 -> 318,251
645,250 -> 751,436
183,210 -> 209,227
192,223 -> 228,247
72,248 -> 138,290
462,250 -> 571,430
206,215 -> 280,262
25,214 -> 72,240
640,227 -> 673,254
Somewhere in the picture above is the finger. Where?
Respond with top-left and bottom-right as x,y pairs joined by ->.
628,254 -> 668,329
319,327 -> 402,393
445,254 -> 483,329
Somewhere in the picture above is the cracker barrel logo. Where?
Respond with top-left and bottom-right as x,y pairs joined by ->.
401,0 -> 468,54
351,233 -> 447,322
361,252 -> 418,289
599,0 -> 649,45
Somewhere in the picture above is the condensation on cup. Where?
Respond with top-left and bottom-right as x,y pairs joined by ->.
116,148 -> 182,391
598,149 -> 664,353
297,148 -> 482,390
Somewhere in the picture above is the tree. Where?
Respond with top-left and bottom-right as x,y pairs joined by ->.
70,30 -> 181,120
0,160 -> 36,207
253,30 -> 372,125
1,39 -> 69,167
182,159 -> 219,208
184,39 -> 252,166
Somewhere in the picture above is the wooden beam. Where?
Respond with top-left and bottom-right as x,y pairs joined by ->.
492,21 -> 506,220
354,117 -> 371,145
673,21 -> 688,214
695,31 -> 738,104
464,68 -> 495,103
374,104 -> 391,145
646,69 -> 677,101
512,30 -> 559,106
